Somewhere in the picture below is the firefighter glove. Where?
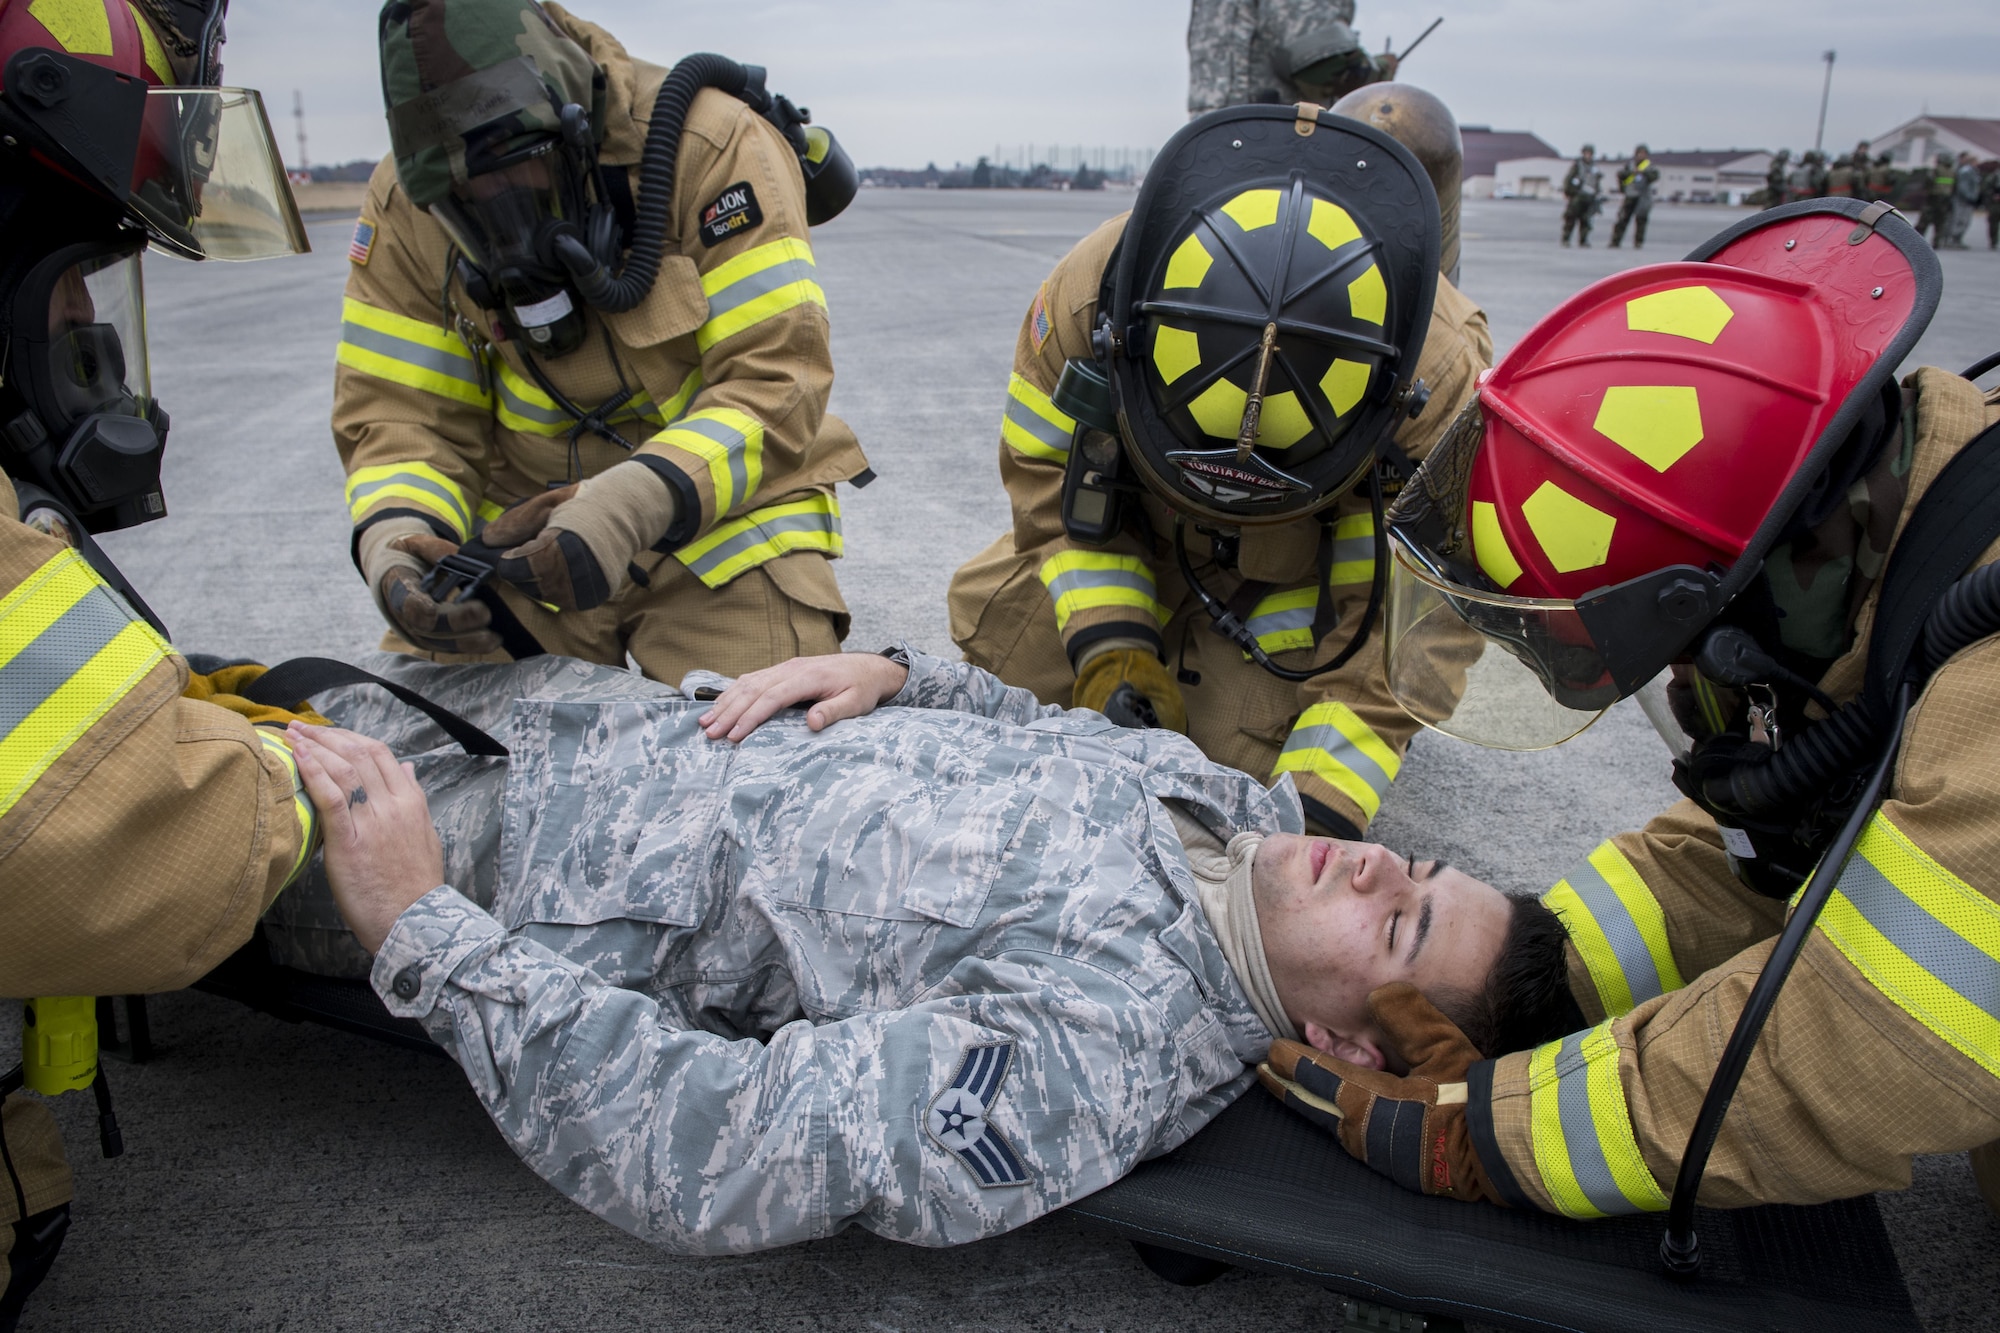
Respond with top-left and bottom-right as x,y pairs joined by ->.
1073,645 -> 1188,733
1258,982 -> 1508,1204
356,516 -> 500,655
183,662 -> 329,727
482,463 -> 678,612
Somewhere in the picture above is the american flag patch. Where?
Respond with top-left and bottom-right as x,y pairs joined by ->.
1028,285 -> 1052,352
348,218 -> 376,266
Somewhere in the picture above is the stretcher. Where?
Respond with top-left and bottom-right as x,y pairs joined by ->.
156,935 -> 1915,1333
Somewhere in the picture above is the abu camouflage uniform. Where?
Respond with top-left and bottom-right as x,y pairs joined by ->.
1188,0 -> 1357,114
265,648 -> 1288,1251
1481,369 -> 2000,1216
336,5 -> 867,684
1561,156 -> 1600,245
945,215 -> 1491,839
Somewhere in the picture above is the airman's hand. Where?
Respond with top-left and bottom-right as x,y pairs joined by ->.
286,723 -> 444,954
699,652 -> 909,742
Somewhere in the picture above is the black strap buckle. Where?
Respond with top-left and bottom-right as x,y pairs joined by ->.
420,548 -> 497,603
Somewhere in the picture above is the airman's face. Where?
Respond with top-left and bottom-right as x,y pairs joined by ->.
1252,835 -> 1511,1068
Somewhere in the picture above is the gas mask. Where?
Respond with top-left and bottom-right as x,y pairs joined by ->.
2,236 -> 169,536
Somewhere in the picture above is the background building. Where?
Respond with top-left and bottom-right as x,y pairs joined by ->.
1868,115 -> 2000,166
1461,126 -> 1560,198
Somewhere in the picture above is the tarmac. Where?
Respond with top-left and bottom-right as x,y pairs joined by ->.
11,192 -> 2000,1331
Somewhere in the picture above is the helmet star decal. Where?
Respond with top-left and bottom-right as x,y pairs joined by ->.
1521,481 -> 1616,573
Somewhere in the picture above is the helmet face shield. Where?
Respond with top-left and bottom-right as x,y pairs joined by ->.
1385,535 -> 1612,750
132,87 -> 308,260
44,247 -> 150,427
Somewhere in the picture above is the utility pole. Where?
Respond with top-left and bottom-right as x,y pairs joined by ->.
1813,50 -> 1835,154
292,89 -> 308,173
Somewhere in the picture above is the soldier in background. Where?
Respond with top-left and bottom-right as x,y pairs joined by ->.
1188,0 -> 1396,116
1562,144 -> 1601,245
1608,143 -> 1658,249
1948,151 -> 1981,248
1921,152 -> 1957,247
1865,151 -> 1902,205
1982,160 -> 1999,250
1824,150 -> 1858,199
1764,148 -> 1791,208
1802,149 -> 1830,198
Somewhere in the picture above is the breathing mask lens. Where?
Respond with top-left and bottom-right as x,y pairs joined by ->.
131,88 -> 309,261
1385,535 -> 1612,750
437,139 -> 591,356
45,251 -> 150,426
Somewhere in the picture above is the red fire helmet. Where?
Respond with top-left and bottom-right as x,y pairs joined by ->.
1383,200 -> 1940,749
0,0 -> 306,260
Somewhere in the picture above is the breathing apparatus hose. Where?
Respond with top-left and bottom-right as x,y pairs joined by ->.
1660,682 -> 1910,1276
1172,470 -> 1390,683
1708,558 -> 2000,820
553,53 -> 752,314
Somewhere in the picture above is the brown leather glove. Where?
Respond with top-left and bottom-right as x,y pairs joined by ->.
358,516 -> 501,655
1073,646 -> 1188,733
442,464 -> 677,613
183,663 -> 330,727
1258,982 -> 1508,1204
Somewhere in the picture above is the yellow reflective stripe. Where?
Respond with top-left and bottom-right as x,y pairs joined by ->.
1272,700 -> 1401,821
336,298 -> 492,409
492,361 -> 671,439
255,728 -> 318,888
344,462 -> 474,540
1543,841 -> 1685,1020
1001,373 -> 1076,461
1527,1022 -> 1670,1219
696,238 -> 826,352
1037,551 -> 1169,631
674,494 -> 842,587
0,549 -> 171,820
1690,673 -> 1728,733
1245,585 -> 1316,654
1328,510 -> 1376,585
1818,814 -> 2000,1081
476,499 -> 504,524
652,408 -> 764,513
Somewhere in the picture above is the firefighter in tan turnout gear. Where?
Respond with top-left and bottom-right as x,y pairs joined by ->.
949,101 -> 1489,840
0,0 -> 317,1322
337,0 -> 866,683
1262,200 -> 2000,1231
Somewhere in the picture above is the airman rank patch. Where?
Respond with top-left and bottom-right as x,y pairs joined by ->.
348,218 -> 376,266
927,1042 -> 1030,1187
1028,284 -> 1053,352
699,181 -> 762,248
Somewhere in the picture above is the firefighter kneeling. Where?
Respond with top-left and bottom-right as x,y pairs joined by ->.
948,92 -> 1492,840
1262,198 -> 2000,1228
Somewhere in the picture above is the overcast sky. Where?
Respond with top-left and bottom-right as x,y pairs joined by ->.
224,0 -> 2000,171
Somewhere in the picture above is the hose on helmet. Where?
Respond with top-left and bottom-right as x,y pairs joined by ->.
1707,558 -> 2000,820
554,53 -> 751,314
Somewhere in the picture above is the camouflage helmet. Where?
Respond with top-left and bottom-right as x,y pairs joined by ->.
379,0 -> 604,209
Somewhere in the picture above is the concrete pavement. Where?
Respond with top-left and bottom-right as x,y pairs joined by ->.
15,192 -> 2000,1331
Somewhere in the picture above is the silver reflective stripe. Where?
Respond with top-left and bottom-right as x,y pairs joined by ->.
673,414 -> 755,504
496,374 -> 568,428
346,473 -> 472,532
1840,854 -> 2000,1024
1005,392 -> 1073,457
1043,566 -> 1155,603
0,586 -> 139,736
1279,716 -> 1392,798
680,509 -> 839,581
705,257 -> 818,323
1552,1031 -> 1627,1215
1333,533 -> 1374,566
1564,855 -> 1669,1008
341,320 -> 483,388
1246,603 -> 1314,642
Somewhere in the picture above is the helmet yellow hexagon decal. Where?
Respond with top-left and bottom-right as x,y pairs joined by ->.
1306,199 -> 1363,252
1164,234 -> 1214,290
1153,326 -> 1202,385
1321,358 -> 1370,416
1471,500 -> 1524,589
1625,286 -> 1735,343
1255,391 -> 1313,448
1347,265 -> 1387,325
1188,378 -> 1249,438
1593,385 -> 1704,471
1220,189 -> 1282,231
1521,482 -> 1616,573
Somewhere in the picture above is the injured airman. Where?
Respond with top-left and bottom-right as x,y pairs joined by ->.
272,649 -> 1575,1252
